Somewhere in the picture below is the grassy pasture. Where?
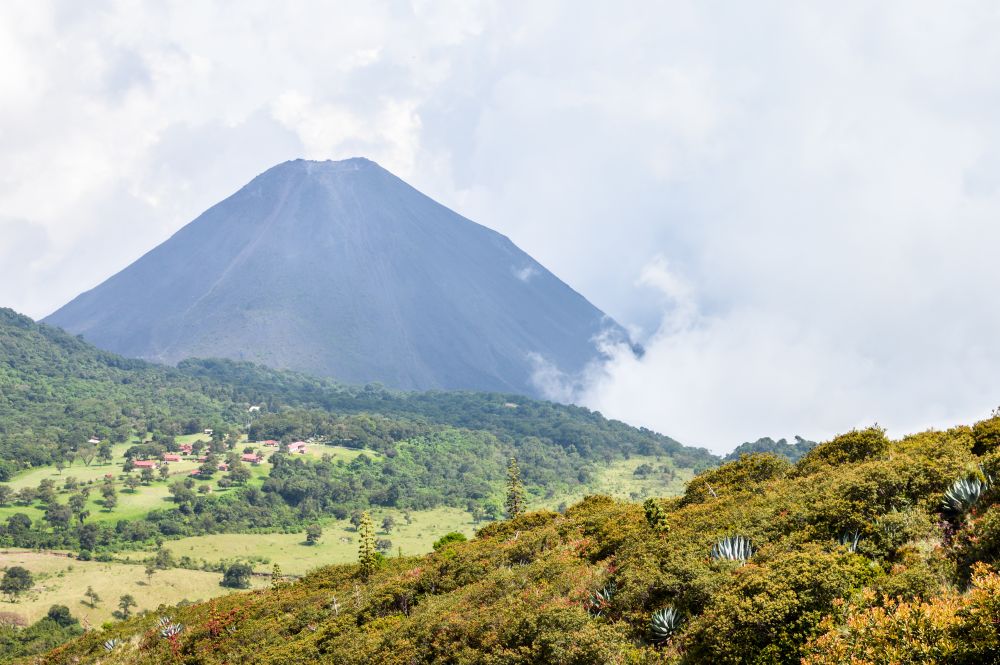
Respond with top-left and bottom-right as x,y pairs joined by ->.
162,506 -> 477,576
0,550 -> 265,625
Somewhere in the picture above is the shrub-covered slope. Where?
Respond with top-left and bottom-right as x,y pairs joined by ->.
34,419 -> 1000,664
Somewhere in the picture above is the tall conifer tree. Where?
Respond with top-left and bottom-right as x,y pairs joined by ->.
505,457 -> 525,519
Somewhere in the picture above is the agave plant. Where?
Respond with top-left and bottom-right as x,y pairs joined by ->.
103,638 -> 122,652
650,606 -> 681,642
160,622 -> 184,638
586,581 -> 617,616
942,474 -> 991,514
711,535 -> 754,563
837,530 -> 861,553
157,616 -> 174,628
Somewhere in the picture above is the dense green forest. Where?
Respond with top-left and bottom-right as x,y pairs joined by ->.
0,308 -> 714,553
0,308 -> 711,474
33,418 -> 1000,664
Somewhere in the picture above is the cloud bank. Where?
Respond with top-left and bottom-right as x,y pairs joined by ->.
4,1 -> 1000,451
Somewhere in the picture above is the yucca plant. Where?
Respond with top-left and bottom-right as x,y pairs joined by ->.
650,606 -> 680,642
586,581 -> 616,616
837,530 -> 861,553
711,535 -> 753,563
103,638 -> 121,652
942,474 -> 990,514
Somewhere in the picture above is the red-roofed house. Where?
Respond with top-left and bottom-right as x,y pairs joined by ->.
162,454 -> 182,463
288,441 -> 307,454
133,460 -> 157,469
218,463 -> 229,471
262,440 -> 279,447
179,444 -> 193,454
241,453 -> 262,465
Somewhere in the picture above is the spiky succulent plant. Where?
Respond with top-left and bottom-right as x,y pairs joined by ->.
160,622 -> 184,638
837,530 -> 861,553
103,638 -> 122,652
650,606 -> 680,642
586,581 -> 617,616
942,474 -> 990,514
711,535 -> 753,563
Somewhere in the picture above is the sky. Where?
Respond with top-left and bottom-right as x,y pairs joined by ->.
3,1 -> 1000,453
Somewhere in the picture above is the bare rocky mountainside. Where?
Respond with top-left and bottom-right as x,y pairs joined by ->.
45,158 -> 630,395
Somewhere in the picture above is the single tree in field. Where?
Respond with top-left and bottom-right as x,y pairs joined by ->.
505,457 -> 525,519
141,467 -> 154,485
350,510 -> 364,530
0,485 -> 12,507
101,483 -> 117,511
54,457 -> 66,474
154,547 -> 174,570
270,563 -> 283,589
220,562 -> 253,589
1,567 -> 33,602
228,463 -> 251,485
144,563 -> 155,584
14,487 -> 36,506
381,515 -> 396,534
305,523 -> 322,546
36,479 -> 57,504
357,512 -> 377,579
159,464 -> 170,481
77,444 -> 97,467
84,585 -> 101,608
69,492 -> 88,523
125,475 -> 140,493
117,594 -> 136,619
97,443 -> 114,465
44,502 -> 73,531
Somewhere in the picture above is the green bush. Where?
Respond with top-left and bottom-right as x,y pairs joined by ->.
797,427 -> 890,474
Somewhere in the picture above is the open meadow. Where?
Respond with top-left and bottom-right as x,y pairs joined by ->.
0,550 -> 265,625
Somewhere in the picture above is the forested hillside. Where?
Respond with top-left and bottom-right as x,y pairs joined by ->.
34,419 -> 1000,664
0,307 -> 713,553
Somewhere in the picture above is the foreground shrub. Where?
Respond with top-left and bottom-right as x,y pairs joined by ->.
683,545 -> 871,665
797,427 -> 890,474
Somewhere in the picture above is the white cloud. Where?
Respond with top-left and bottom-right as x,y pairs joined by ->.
4,1 -> 1000,452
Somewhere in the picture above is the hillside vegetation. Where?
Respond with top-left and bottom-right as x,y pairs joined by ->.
31,418 -> 1000,664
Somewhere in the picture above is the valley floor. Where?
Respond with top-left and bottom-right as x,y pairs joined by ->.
0,550 -> 266,626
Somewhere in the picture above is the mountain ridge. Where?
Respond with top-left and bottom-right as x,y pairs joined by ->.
45,158 -> 628,396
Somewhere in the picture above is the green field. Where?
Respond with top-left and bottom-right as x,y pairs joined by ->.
0,550 -> 265,625
0,438 -> 298,524
534,454 -> 693,510
0,445 -> 693,626
158,456 -> 690,576
161,506 -> 477,575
